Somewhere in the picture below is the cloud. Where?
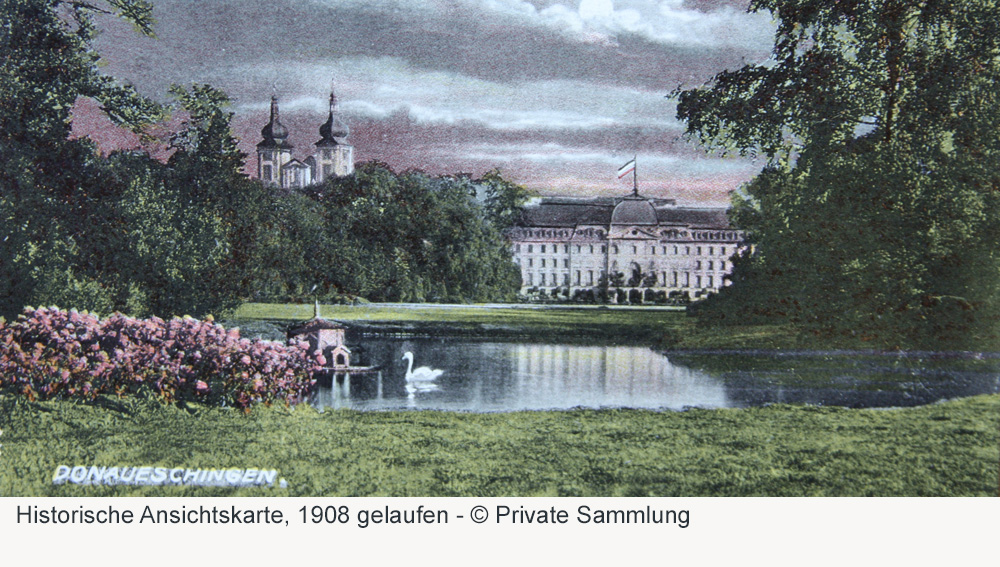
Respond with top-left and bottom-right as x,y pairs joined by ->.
84,0 -> 770,201
234,57 -> 683,133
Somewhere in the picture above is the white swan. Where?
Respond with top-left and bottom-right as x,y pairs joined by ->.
402,351 -> 444,382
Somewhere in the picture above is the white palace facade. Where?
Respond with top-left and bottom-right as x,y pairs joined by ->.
509,193 -> 743,301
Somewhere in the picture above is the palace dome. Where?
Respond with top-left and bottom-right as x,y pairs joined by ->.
611,195 -> 657,225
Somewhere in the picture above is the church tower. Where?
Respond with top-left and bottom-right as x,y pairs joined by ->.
256,95 -> 293,186
313,89 -> 354,182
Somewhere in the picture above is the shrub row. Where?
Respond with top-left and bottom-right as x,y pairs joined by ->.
0,307 -> 322,410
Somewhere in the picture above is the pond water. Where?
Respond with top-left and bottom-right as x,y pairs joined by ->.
311,338 -> 1000,412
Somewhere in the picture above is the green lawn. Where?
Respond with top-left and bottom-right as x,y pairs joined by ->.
233,302 -> 805,348
2,394 -> 997,496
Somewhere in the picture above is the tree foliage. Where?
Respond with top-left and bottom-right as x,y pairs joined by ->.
0,0 -> 162,318
255,164 -> 523,304
0,1 -> 523,319
678,0 -> 1000,348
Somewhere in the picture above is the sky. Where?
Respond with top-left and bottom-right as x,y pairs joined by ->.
80,0 -> 777,205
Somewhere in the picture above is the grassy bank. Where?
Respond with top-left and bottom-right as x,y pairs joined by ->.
234,302 -> 805,348
2,394 -> 997,496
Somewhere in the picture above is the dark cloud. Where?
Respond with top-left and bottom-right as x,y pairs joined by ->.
85,0 -> 772,199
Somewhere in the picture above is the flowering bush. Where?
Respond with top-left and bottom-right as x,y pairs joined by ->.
0,307 -> 322,410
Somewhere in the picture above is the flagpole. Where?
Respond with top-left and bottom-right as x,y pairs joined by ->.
632,155 -> 638,196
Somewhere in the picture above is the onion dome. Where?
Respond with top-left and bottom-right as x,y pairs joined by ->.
611,194 -> 658,225
317,90 -> 349,146
258,95 -> 292,148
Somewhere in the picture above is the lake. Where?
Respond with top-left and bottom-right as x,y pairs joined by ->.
311,337 -> 1000,412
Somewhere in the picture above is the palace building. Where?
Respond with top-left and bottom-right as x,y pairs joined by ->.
509,192 -> 742,301
256,91 -> 354,189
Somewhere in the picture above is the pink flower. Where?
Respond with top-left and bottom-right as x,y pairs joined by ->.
195,380 -> 209,392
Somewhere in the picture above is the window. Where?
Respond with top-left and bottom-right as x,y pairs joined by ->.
721,247 -> 726,255
696,261 -> 702,269
707,275 -> 714,287
696,275 -> 702,288
515,244 -> 521,253
528,259 -> 533,267
651,246 -> 656,255
323,164 -> 333,178
708,261 -> 714,270
565,245 -> 569,253
262,165 -> 272,180
601,245 -> 607,253
541,259 -> 546,268
672,272 -> 678,286
673,246 -> 678,254
526,273 -> 533,286
662,246 -> 667,254
575,271 -> 581,285
563,259 -> 569,268
576,245 -> 581,253
528,245 -> 533,253
632,245 -> 637,254
709,247 -> 714,256
720,261 -> 726,270
697,247 -> 702,256
612,245 -> 619,254
563,273 -> 570,285
589,245 -> 594,254
683,272 -> 690,287
541,245 -> 546,253
588,271 -> 594,286
685,246 -> 690,255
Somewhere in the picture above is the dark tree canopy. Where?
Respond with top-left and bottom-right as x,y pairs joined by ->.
0,0 -> 529,319
678,0 -> 1000,349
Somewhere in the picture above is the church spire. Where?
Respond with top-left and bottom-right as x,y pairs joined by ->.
259,95 -> 291,148
317,87 -> 349,145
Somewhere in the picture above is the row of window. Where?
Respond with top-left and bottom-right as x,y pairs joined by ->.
518,258 -> 726,271
516,244 -> 731,257
523,271 -> 725,288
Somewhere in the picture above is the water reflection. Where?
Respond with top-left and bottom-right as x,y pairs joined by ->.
309,339 -> 1000,412
311,340 -> 730,411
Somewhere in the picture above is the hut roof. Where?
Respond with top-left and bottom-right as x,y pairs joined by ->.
287,318 -> 346,338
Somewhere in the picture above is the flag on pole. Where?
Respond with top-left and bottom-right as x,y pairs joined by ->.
617,158 -> 636,179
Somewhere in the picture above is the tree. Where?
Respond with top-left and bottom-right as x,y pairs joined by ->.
0,0 -> 163,318
259,164 -> 521,304
676,0 -> 1000,348
479,168 -> 531,231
